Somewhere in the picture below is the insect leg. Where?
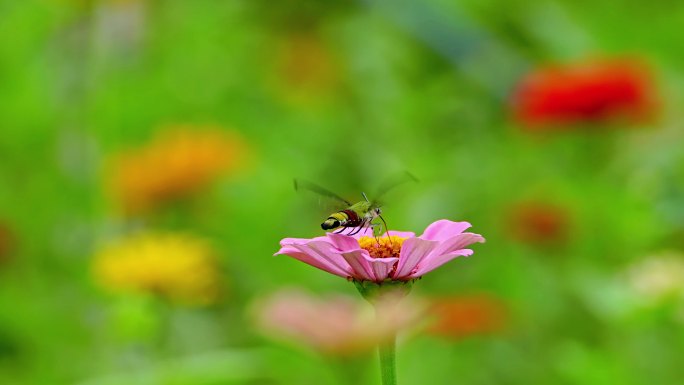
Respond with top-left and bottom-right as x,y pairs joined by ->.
366,221 -> 382,244
334,227 -> 346,234
378,214 -> 393,246
348,220 -> 366,236
345,225 -> 360,235
361,222 -> 372,236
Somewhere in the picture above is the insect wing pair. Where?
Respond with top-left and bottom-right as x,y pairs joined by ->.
294,172 -> 417,237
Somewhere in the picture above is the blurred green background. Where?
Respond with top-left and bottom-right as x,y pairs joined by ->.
2,0 -> 684,384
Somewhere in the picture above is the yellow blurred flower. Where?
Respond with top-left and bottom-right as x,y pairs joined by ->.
106,126 -> 249,213
92,232 -> 221,306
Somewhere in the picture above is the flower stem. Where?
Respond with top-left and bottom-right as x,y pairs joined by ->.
354,280 -> 408,385
378,334 -> 397,385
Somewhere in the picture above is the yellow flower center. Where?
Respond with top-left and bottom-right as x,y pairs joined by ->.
358,236 -> 406,259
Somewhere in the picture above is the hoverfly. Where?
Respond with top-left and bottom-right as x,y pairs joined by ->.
294,172 -> 417,237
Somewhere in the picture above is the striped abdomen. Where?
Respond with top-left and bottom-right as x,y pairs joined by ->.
321,209 -> 361,230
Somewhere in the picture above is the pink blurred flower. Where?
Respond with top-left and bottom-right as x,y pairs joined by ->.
275,220 -> 485,282
252,289 -> 424,355
511,58 -> 658,130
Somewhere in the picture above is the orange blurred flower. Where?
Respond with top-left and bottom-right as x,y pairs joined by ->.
507,201 -> 570,245
426,294 -> 506,339
252,289 -> 424,355
511,59 -> 658,130
92,232 -> 221,306
271,32 -> 340,105
106,126 -> 248,213
0,222 -> 15,268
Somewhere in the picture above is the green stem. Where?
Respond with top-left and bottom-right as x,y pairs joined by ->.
354,280 -> 409,385
378,334 -> 397,385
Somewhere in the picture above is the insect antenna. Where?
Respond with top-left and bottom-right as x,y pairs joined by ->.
362,192 -> 370,202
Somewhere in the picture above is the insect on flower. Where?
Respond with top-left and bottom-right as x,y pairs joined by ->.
294,173 -> 417,238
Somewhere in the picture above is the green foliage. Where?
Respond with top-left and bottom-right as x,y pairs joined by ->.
1,0 -> 683,384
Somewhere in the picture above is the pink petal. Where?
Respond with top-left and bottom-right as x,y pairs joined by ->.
280,236 -> 329,246
274,247 -> 349,278
340,250 -> 399,282
420,220 -> 472,242
410,249 -> 474,278
383,231 -> 415,239
280,241 -> 352,278
326,233 -> 362,252
368,257 -> 399,281
340,250 -> 376,281
430,232 -> 485,258
392,237 -> 439,279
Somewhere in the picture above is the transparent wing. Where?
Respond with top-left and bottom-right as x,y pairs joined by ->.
371,171 -> 419,205
293,179 -> 352,207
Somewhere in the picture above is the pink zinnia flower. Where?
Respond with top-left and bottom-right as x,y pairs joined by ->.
275,220 -> 485,282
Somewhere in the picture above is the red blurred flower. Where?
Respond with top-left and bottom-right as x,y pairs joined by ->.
507,201 -> 570,245
511,59 -> 658,129
426,294 -> 506,339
